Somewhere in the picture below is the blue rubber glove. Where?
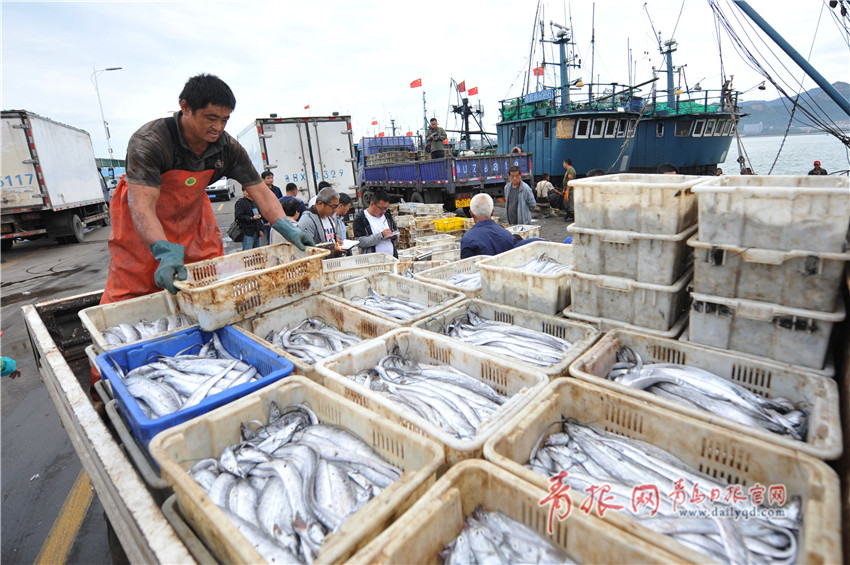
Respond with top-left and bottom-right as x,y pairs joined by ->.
272,218 -> 316,251
150,240 -> 187,294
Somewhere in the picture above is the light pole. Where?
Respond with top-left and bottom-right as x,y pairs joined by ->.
91,66 -> 122,163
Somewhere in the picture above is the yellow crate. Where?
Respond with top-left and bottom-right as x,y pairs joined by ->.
434,218 -> 464,232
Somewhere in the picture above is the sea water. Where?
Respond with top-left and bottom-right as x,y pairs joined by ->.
719,133 -> 849,176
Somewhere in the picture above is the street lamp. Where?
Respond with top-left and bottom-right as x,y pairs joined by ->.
91,66 -> 122,163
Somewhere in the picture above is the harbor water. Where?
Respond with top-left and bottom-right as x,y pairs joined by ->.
719,133 -> 849,175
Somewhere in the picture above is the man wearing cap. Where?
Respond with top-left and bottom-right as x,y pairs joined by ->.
808,161 -> 828,175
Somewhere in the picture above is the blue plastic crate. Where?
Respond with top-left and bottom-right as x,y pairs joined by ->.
96,326 -> 294,452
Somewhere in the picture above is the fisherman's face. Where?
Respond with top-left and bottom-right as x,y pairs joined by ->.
180,101 -> 231,145
509,170 -> 521,187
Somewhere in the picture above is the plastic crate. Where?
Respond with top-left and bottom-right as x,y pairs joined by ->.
569,329 -> 842,460
349,460 -> 681,564
400,247 -> 460,262
563,306 -> 689,339
569,267 -> 692,331
412,233 -> 458,251
413,256 -> 485,297
148,376 -> 444,565
394,260 -> 449,277
693,174 -> 850,253
478,241 -> 574,315
95,326 -> 294,455
320,271 -> 465,325
483,377 -> 842,565
689,292 -> 845,370
505,224 -> 541,240
569,173 -> 703,234
569,224 -> 697,285
413,298 -> 600,379
434,217 -> 464,232
315,328 -> 548,466
322,252 -> 398,284
174,244 -> 330,331
394,214 -> 415,228
236,294 -> 399,381
689,235 -> 849,312
79,291 -> 196,354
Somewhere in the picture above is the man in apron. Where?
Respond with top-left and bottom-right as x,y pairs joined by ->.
101,74 -> 314,304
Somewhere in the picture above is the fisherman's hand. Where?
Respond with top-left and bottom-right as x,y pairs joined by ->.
150,240 -> 187,295
8,370 -> 21,379
272,218 -> 316,251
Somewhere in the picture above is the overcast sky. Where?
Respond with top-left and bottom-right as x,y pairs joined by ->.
2,0 -> 847,159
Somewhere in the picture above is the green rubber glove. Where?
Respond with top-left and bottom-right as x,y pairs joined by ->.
150,240 -> 188,294
272,218 -> 316,251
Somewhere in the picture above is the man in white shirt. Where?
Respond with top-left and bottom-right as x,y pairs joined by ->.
352,189 -> 398,257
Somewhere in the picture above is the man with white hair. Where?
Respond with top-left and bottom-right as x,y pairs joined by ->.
460,193 -> 515,259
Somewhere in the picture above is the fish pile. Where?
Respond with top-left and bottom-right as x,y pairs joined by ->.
528,419 -> 801,564
445,271 -> 481,290
265,318 -> 361,365
440,310 -> 572,367
608,346 -> 808,440
348,349 -> 508,439
114,334 -> 260,419
515,255 -> 571,276
440,506 -> 575,564
189,403 -> 402,564
102,314 -> 194,345
353,288 -> 427,320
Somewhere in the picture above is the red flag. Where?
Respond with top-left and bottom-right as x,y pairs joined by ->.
468,87 -> 478,96
406,131 -> 413,136
457,80 -> 466,92
533,66 -> 544,76
304,104 -> 310,109
371,120 -> 378,125
410,78 -> 422,88
378,132 -> 385,137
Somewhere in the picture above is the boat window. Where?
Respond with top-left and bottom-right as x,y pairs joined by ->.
656,122 -> 664,138
717,119 -> 729,136
574,119 -> 590,138
556,119 -> 575,139
518,125 -> 526,144
543,121 -> 551,139
704,119 -> 716,136
722,120 -> 734,135
627,118 -> 637,137
617,118 -> 628,138
590,119 -> 605,138
604,119 -> 617,138
692,119 -> 706,137
675,120 -> 692,137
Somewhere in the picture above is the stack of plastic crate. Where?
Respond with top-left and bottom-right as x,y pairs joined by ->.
687,174 -> 850,374
563,173 -> 704,337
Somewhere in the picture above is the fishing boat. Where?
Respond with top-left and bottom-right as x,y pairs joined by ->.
496,12 -> 743,177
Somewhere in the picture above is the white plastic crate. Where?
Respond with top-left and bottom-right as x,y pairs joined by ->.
413,256 -> 484,297
693,174 -> 850,253
478,241 -> 573,315
412,233 -> 458,252
412,298 -> 601,379
322,252 -> 398,284
394,260 -> 449,277
398,202 -> 445,215
570,329 -> 842,460
689,292 -> 845,370
483,377 -> 842,565
236,294 -> 400,381
563,307 -> 689,339
148,376 -> 444,565
569,267 -> 693,331
79,290 -> 196,354
569,173 -> 703,234
174,244 -> 329,331
315,328 -> 548,466
320,271 -> 465,326
569,224 -> 697,285
506,224 -> 541,240
394,214 -> 415,228
689,236 -> 849,312
349,460 -> 681,564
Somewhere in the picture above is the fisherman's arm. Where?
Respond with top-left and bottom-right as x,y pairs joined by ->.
128,184 -> 167,245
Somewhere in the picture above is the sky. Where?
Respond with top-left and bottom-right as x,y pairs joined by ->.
2,0 -> 847,160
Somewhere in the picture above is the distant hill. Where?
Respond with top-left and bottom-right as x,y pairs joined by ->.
738,81 -> 850,135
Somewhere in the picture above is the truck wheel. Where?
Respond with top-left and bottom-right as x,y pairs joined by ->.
69,214 -> 86,244
359,190 -> 372,208
410,191 -> 424,203
1,239 -> 12,252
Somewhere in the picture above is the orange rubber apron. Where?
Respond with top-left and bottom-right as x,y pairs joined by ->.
100,169 -> 223,305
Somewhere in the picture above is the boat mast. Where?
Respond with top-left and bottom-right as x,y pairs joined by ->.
662,39 -> 678,107
733,0 -> 850,117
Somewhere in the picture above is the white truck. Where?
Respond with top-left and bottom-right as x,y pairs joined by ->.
1,110 -> 110,251
237,113 -> 358,203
